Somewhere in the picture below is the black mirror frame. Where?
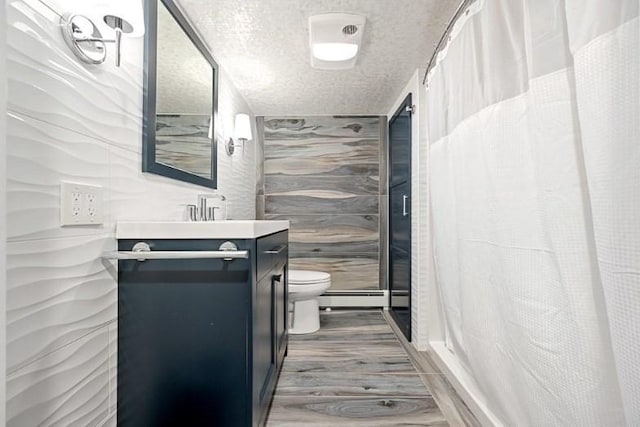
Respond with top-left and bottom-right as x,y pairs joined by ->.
142,0 -> 219,188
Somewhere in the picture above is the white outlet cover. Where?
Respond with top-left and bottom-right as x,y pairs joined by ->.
61,181 -> 104,226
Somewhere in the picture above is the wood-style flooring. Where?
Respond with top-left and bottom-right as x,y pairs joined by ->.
266,310 -> 476,426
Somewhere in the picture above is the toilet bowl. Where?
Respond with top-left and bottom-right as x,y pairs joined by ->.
288,270 -> 331,334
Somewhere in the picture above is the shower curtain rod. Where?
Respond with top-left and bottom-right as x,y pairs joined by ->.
422,0 -> 476,85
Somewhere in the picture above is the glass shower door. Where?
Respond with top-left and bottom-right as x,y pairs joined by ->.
389,94 -> 412,341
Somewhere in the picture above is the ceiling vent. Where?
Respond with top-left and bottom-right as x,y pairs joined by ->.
309,13 -> 366,70
342,24 -> 359,36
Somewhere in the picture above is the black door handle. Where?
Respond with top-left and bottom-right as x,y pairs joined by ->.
273,274 -> 282,282
265,245 -> 287,254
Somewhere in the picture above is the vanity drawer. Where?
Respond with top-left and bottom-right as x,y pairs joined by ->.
257,231 -> 288,281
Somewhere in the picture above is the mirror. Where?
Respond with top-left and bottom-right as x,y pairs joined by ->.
142,0 -> 219,188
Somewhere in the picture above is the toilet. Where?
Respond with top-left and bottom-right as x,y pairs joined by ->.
288,270 -> 331,334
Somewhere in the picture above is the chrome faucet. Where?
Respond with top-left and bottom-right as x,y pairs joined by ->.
195,193 -> 226,221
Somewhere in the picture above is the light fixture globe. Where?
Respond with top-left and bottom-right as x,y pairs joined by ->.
234,113 -> 253,141
312,43 -> 359,62
226,113 -> 253,156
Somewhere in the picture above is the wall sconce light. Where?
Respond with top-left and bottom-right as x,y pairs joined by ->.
60,1 -> 144,67
226,113 -> 253,156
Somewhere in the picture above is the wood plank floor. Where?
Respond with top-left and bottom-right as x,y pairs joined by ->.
265,310 -> 449,426
382,311 -> 481,427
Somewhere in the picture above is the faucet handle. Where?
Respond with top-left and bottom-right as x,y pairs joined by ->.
197,194 -> 226,221
197,193 -> 226,201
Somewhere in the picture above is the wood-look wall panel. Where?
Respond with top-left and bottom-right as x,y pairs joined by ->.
263,116 -> 383,291
266,214 -> 379,254
265,176 -> 379,197
289,255 -> 379,291
264,117 -> 380,178
265,159 -> 379,178
265,195 -> 379,215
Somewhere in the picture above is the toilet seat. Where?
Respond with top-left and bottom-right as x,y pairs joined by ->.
289,270 -> 330,284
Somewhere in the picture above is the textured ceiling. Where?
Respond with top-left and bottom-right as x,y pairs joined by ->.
177,0 -> 459,115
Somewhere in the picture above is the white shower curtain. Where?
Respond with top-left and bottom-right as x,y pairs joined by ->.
425,0 -> 639,425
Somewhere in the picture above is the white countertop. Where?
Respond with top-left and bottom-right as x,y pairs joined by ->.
116,220 -> 290,239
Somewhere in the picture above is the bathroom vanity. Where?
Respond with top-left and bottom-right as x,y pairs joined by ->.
114,221 -> 289,427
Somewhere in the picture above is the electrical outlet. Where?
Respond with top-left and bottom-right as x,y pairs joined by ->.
61,181 -> 104,226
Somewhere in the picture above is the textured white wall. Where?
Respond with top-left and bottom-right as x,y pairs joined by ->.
0,0 -> 8,423
5,0 -> 256,424
387,69 -> 440,351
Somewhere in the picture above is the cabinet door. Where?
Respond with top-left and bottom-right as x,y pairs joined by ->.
118,241 -> 251,427
254,274 -> 276,423
254,231 -> 288,426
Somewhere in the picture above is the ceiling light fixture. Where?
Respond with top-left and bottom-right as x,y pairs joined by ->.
312,43 -> 359,62
309,13 -> 366,70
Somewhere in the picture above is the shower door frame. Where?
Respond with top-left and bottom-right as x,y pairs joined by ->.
388,93 -> 412,341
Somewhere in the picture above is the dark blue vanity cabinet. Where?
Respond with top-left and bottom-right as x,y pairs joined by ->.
117,230 -> 288,427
